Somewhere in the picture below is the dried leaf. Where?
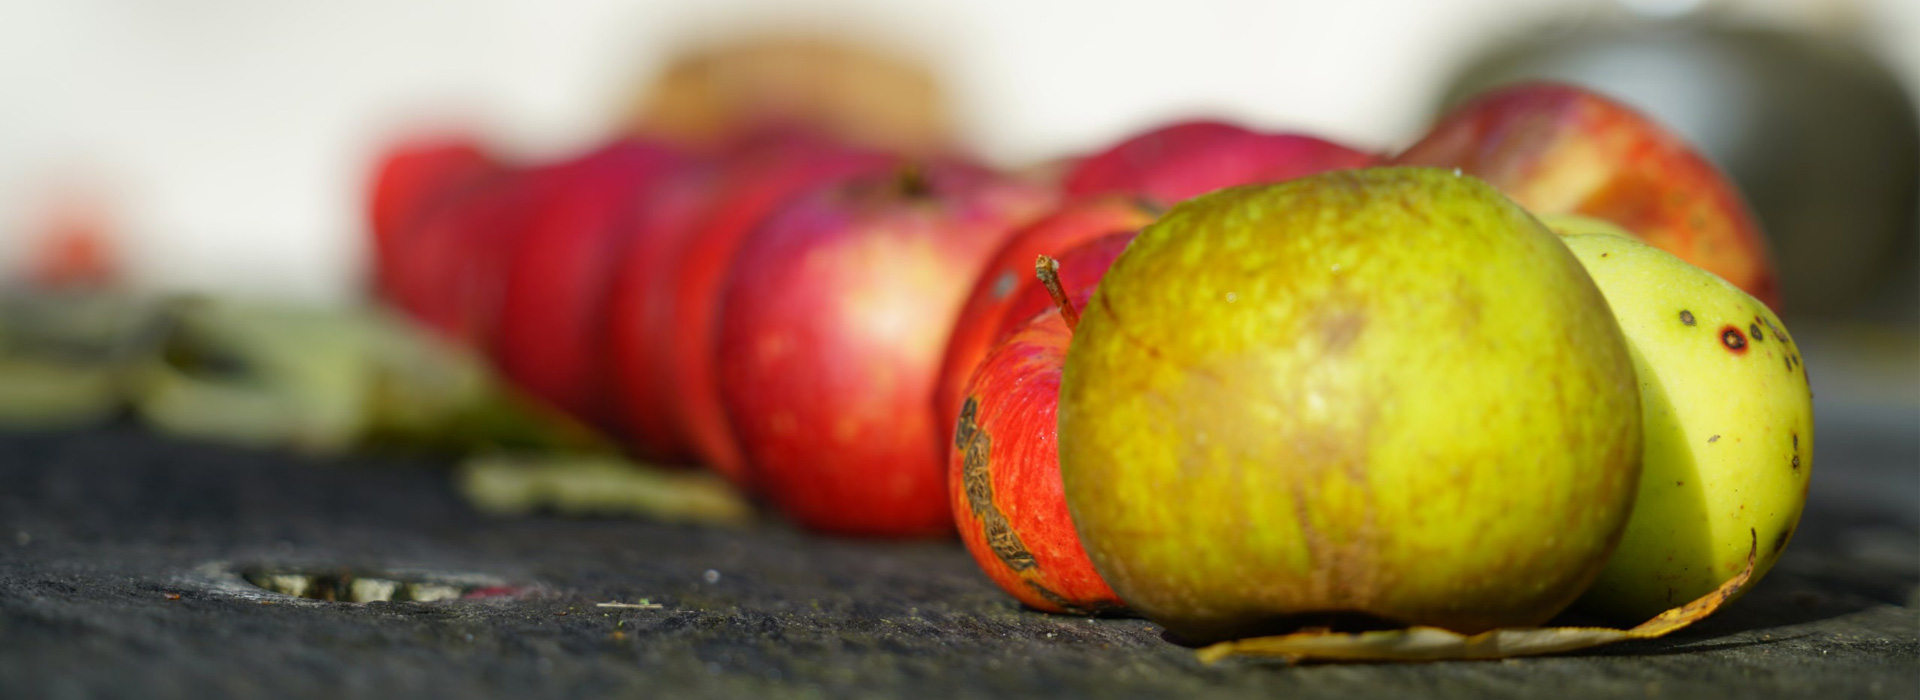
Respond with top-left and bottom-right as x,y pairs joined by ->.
1197,530 -> 1758,664
458,454 -> 753,526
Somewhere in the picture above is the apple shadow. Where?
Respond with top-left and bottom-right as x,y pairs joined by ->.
1568,343 -> 1721,619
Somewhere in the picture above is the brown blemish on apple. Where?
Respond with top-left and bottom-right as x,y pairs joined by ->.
1680,310 -> 1696,326
1772,525 -> 1794,557
1720,326 -> 1747,354
955,397 -> 979,450
957,396 -> 1037,572
1023,580 -> 1075,612
1709,435 -> 1720,443
1749,323 -> 1764,341
1318,309 -> 1367,354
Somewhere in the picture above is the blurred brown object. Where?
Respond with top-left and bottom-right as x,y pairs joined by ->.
628,35 -> 951,156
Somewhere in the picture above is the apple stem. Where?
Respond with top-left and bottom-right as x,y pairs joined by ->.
1036,255 -> 1080,331
895,162 -> 931,198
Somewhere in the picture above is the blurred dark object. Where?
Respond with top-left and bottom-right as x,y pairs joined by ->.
626,34 -> 952,156
1437,5 -> 1920,322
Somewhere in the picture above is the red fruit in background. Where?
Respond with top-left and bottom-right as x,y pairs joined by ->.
1392,81 -> 1779,308
385,165 -> 570,346
603,163 -> 727,462
366,135 -> 501,299
715,164 -> 1057,536
1064,121 -> 1378,205
660,136 -> 900,486
24,187 -> 120,291
493,139 -> 693,426
934,197 -> 1155,453
988,232 -> 1134,343
952,308 -> 1124,615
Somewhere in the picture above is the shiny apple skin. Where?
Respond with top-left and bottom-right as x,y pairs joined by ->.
715,165 -> 1055,536
1393,82 -> 1779,308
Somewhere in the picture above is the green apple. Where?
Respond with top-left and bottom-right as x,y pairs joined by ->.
1058,168 -> 1643,644
1558,233 -> 1813,622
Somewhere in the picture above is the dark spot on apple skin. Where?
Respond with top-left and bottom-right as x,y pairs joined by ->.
1721,326 -> 1748,353
1709,435 -> 1721,443
1319,310 -> 1367,354
989,271 -> 1017,301
1750,323 -> 1764,341
957,396 -> 1036,573
1772,526 -> 1794,557
1680,310 -> 1696,326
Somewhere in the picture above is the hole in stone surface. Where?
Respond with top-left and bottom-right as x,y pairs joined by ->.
238,567 -> 516,603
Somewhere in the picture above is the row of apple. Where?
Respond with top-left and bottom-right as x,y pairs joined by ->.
367,82 -> 1789,628
366,116 -> 1380,530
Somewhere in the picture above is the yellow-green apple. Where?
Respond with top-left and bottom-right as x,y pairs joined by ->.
1557,231 -> 1813,622
1393,82 -> 1780,308
1057,168 -> 1643,643
714,163 -> 1056,536
1064,121 -> 1379,205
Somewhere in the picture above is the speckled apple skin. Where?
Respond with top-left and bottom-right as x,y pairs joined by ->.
1393,82 -> 1779,309
1559,233 -> 1813,622
1057,168 -> 1643,643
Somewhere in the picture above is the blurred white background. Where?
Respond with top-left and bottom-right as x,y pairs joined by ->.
1,0 -> 1916,303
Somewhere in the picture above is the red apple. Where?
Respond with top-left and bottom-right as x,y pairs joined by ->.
953,307 -> 1125,614
602,163 -> 727,462
658,136 -> 900,486
493,139 -> 692,425
951,234 -> 1135,614
385,164 -> 573,347
1392,81 -> 1780,307
366,134 -> 501,300
714,164 -> 1056,535
934,199 -> 1155,454
987,232 -> 1134,343
1064,120 -> 1379,205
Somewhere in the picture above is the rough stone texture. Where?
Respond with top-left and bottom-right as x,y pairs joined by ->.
1,424 -> 1913,699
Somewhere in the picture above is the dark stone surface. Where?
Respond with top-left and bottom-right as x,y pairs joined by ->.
1,425 -> 1914,699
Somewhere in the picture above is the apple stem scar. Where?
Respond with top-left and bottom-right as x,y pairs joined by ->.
1036,255 -> 1080,330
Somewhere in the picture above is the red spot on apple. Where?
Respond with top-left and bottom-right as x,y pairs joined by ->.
1720,326 -> 1748,354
